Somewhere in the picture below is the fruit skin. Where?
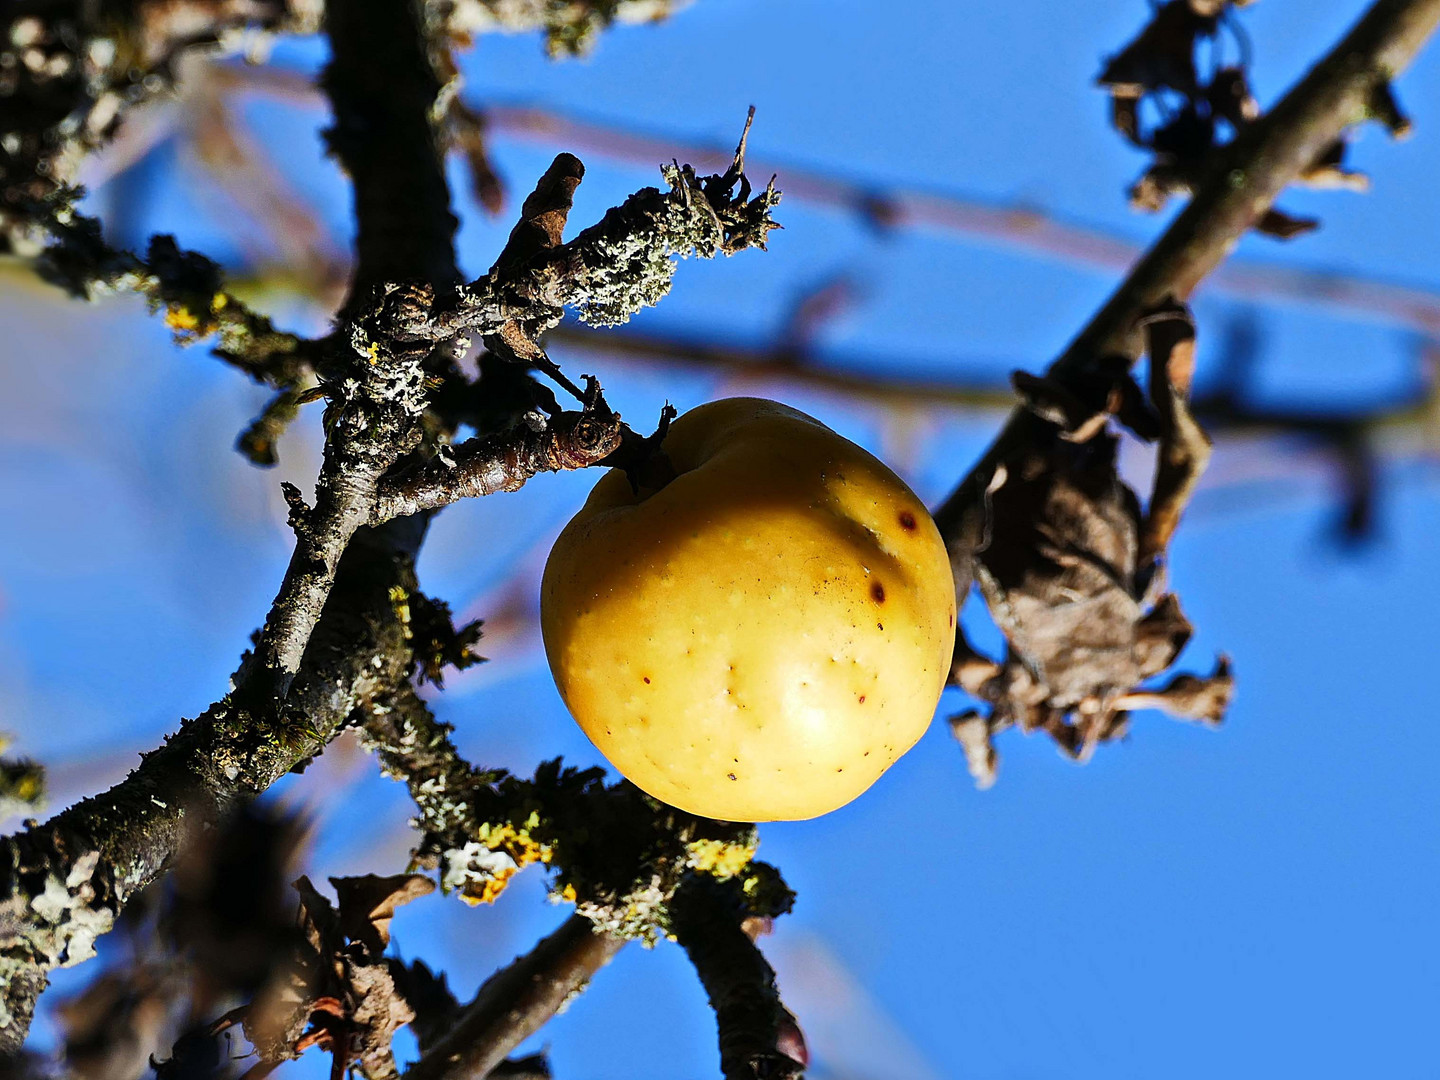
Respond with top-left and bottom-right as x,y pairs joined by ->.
540,398 -> 957,822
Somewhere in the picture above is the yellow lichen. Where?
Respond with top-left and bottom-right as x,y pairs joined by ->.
686,837 -> 758,880
461,866 -> 519,906
388,585 -> 412,640
164,305 -> 201,332
458,818 -> 556,905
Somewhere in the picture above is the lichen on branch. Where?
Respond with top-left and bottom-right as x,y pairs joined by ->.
419,117 -> 781,341
359,685 -> 793,943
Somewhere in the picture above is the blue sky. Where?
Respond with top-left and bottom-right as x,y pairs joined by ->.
3,1 -> 1440,1077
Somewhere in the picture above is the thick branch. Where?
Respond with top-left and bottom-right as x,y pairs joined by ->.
322,0 -> 460,306
241,0 -> 459,698
405,915 -> 624,1080
935,0 -> 1440,566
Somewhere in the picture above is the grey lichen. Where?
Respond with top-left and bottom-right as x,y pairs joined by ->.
0,847 -> 114,1034
563,160 -> 782,328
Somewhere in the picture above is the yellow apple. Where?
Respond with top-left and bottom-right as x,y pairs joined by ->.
540,397 -> 956,822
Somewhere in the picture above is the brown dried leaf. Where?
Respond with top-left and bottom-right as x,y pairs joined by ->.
1117,656 -> 1235,724
949,712 -> 999,790
244,876 -> 427,1080
1097,0 -> 1212,97
330,874 -> 435,957
952,302 -> 1227,779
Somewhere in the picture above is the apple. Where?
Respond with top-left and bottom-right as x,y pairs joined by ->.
541,397 -> 956,822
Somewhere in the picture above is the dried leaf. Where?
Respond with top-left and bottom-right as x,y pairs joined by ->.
244,876 -> 425,1080
1098,0 -> 1212,97
330,874 -> 435,957
952,303 -> 1229,778
949,713 -> 999,790
1117,656 -> 1234,723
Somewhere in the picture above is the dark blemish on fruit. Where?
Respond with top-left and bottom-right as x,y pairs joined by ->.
727,772 -> 737,781
870,581 -> 886,603
864,750 -> 871,757
877,622 -> 884,631
899,510 -> 917,531
948,613 -> 954,627
836,767 -> 844,773
858,695 -> 866,704
643,676 -> 651,684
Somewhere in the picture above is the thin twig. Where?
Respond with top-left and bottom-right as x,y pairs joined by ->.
371,403 -> 624,523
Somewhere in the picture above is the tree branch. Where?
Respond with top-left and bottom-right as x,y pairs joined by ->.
413,128 -> 780,344
405,915 -> 624,1080
1065,0 -> 1440,371
934,0 -> 1440,578
236,0 -> 464,701
670,878 -> 807,1080
371,399 -> 624,523
0,517 -> 428,1049
322,0 -> 461,307
0,0 -> 464,1043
